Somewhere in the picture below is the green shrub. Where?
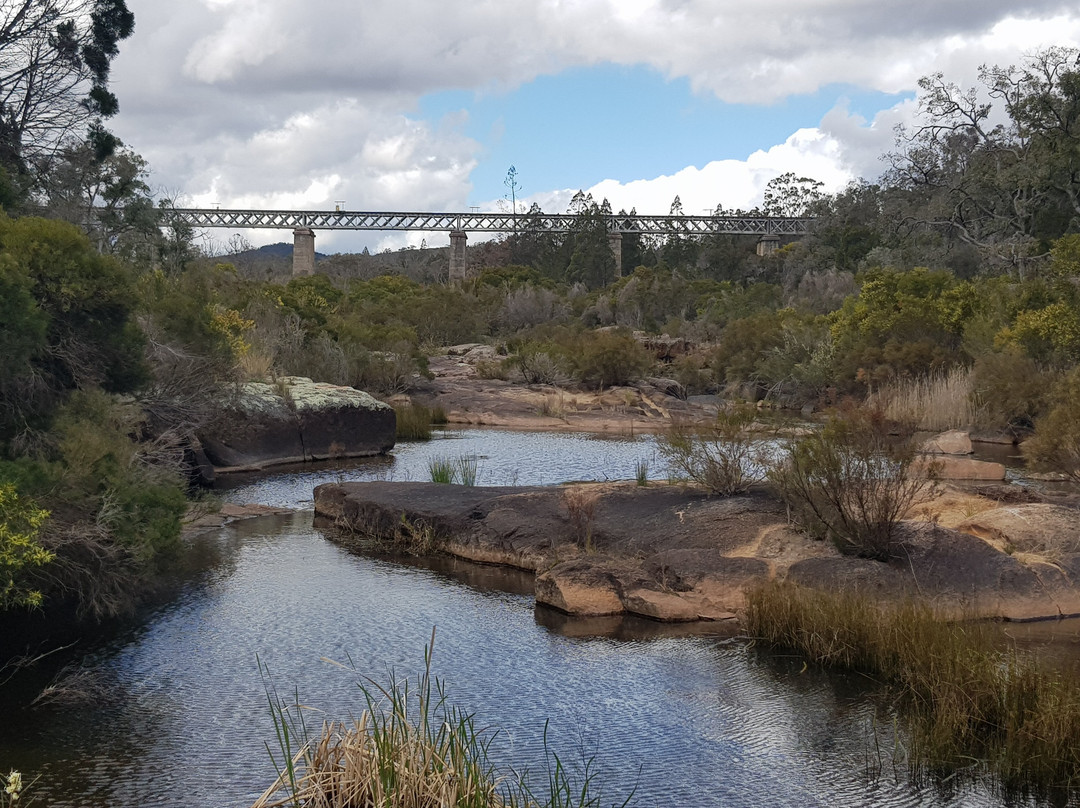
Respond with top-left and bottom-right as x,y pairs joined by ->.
0,482 -> 53,610
970,350 -> 1053,430
766,409 -> 935,560
1022,366 -> 1080,482
5,390 -> 188,617
561,329 -> 651,389
658,404 -> 765,494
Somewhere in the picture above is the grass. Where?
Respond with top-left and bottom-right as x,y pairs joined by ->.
634,459 -> 649,487
456,454 -> 479,486
561,485 -> 599,552
394,404 -> 435,441
869,367 -> 976,431
427,454 -> 480,486
746,581 -> 1080,795
254,633 -> 632,808
427,456 -> 456,483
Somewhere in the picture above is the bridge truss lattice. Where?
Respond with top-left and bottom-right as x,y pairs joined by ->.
165,209 -> 812,236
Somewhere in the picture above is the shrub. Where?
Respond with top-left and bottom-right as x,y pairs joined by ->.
511,343 -> 565,385
0,482 -> 53,610
766,409 -> 935,560
561,329 -> 651,389
561,485 -> 599,551
1022,366 -> 1080,482
658,404 -> 765,495
4,390 -> 188,617
970,351 -> 1052,430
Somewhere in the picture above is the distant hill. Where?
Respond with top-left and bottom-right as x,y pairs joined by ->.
229,242 -> 328,260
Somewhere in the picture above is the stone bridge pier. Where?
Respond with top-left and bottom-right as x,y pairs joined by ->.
292,227 -> 316,275
449,230 -> 468,284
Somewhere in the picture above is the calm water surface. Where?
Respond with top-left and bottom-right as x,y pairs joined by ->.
0,430 -> 1056,807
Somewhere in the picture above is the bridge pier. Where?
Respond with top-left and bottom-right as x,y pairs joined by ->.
608,232 -> 623,277
293,227 -> 316,276
756,234 -> 781,257
449,230 -> 467,283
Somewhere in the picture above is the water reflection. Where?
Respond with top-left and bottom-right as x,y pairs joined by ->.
0,511 -> 1024,808
216,428 -> 666,508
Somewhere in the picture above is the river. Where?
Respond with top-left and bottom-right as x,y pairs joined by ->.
0,429 -> 1057,807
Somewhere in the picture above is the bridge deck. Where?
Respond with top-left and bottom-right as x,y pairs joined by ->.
165,209 -> 811,235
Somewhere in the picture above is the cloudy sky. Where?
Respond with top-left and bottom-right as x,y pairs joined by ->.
108,0 -> 1080,254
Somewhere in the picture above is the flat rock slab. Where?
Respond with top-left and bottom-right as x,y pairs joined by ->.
316,480 -> 1080,623
915,456 -> 1006,480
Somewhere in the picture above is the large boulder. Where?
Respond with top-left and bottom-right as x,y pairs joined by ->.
199,377 -> 395,471
922,429 -> 973,455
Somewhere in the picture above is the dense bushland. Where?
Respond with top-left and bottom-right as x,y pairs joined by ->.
7,45 -> 1080,623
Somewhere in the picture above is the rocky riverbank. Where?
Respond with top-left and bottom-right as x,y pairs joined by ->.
314,479 -> 1080,624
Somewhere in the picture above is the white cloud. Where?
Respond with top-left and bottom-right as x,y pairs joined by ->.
109,0 -> 1080,254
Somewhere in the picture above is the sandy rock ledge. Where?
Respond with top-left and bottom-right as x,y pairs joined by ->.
315,480 -> 1080,624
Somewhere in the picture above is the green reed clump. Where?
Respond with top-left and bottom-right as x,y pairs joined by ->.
394,405 -> 434,441
456,455 -> 479,486
746,581 -> 1080,793
426,455 -> 479,485
634,459 -> 649,487
427,456 -> 456,483
254,634 -> 630,808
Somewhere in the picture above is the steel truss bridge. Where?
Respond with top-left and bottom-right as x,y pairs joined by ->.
165,208 -> 812,236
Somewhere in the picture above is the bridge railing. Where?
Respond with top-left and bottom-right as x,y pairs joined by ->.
162,208 -> 813,235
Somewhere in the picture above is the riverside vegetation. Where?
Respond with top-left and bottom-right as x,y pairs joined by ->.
254,635 -> 633,808
5,26 -> 1080,803
747,582 -> 1080,798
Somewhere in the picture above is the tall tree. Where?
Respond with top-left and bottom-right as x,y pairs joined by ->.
0,0 -> 134,179
887,47 -> 1080,275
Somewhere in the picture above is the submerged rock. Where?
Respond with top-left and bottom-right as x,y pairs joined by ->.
199,377 -> 395,471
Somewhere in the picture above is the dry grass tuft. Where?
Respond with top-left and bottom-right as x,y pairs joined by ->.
869,367 -> 976,431
561,485 -> 600,551
253,637 -> 630,808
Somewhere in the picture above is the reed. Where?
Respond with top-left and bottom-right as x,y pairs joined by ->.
456,454 -> 479,487
869,367 -> 976,431
634,459 -> 649,487
746,581 -> 1080,793
427,456 -> 456,484
394,405 -> 434,442
253,635 -> 629,808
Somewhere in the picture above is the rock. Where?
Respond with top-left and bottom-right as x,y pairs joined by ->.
922,429 -> 973,455
199,377 -> 395,471
633,332 -> 690,360
445,343 -> 486,356
644,377 -> 687,400
621,588 -> 700,621
535,559 -> 625,615
914,456 -> 1006,480
890,522 -> 1059,620
955,504 -> 1080,558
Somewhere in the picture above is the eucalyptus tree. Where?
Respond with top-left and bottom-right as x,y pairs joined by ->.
887,47 -> 1080,276
0,0 -> 134,184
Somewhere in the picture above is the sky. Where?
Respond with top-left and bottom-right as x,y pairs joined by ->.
107,0 -> 1080,255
